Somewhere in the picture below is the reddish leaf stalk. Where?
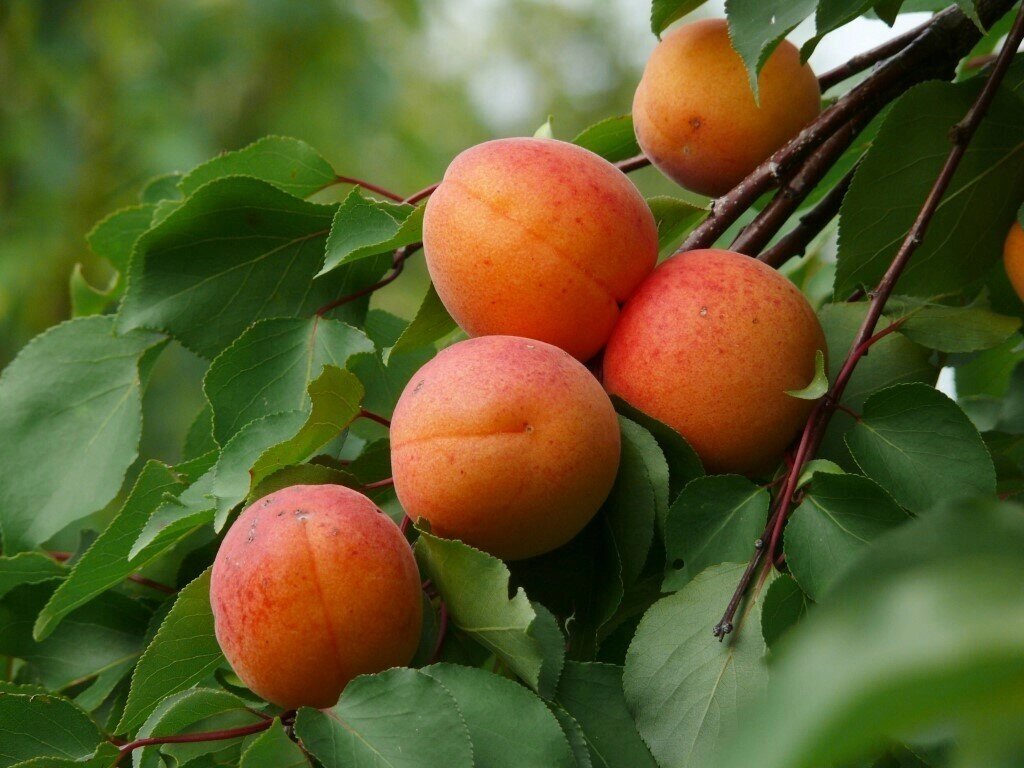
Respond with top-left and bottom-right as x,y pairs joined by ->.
112,716 -> 283,765
714,2 -> 1024,640
363,476 -> 395,490
334,175 -> 406,203
358,409 -> 391,428
314,243 -> 422,316
429,601 -> 450,664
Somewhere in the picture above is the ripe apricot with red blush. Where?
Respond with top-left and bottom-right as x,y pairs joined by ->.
210,484 -> 422,709
422,137 -> 658,361
603,249 -> 826,475
391,335 -> 621,560
633,18 -> 820,197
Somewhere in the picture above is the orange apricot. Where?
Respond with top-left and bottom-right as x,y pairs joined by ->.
603,249 -> 826,475
391,335 -> 620,560
633,18 -> 821,197
210,484 -> 422,709
1003,221 -> 1024,300
422,137 -> 658,361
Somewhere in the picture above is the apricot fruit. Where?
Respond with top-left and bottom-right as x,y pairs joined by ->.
210,484 -> 422,709
422,137 -> 658,361
391,335 -> 620,560
633,18 -> 821,197
1003,221 -> 1024,300
603,249 -> 826,475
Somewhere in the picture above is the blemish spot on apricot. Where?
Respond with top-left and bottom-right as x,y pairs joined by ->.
699,306 -> 708,317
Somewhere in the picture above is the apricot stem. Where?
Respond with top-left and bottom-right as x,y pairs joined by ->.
758,169 -> 855,268
358,409 -> 392,428
715,1 -> 1024,640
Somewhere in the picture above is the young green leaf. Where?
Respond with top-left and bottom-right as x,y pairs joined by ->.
784,472 -> 909,599
534,116 -> 556,139
422,663 -> 577,768
204,317 -> 372,444
885,298 -> 1021,353
129,466 -> 217,559
624,562 -> 770,768
34,461 -> 185,640
555,662 -> 658,768
388,283 -> 458,359
139,172 -> 184,205
786,349 -> 828,400
760,573 -> 809,649
294,668 -> 474,768
646,196 -> 708,255
845,383 -> 996,512
613,398 -> 704,504
319,189 -> 423,276
572,115 -> 641,163
69,264 -> 119,317
663,476 -> 769,591
0,316 -> 165,553
239,721 -> 306,768
415,530 -> 565,697
179,136 -> 337,199
0,693 -> 104,766
117,177 -> 380,358
651,0 -> 711,36
725,0 -> 817,95
86,204 -> 156,272
117,569 -> 224,733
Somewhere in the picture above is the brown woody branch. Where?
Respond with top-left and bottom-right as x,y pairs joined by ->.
679,0 -> 1012,256
714,0 -> 1024,641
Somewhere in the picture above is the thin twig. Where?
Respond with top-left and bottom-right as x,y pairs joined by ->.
615,154 -> 651,173
714,2 -> 1024,640
680,0 -> 1005,255
818,13 -> 944,92
759,169 -> 855,268
334,175 -> 406,203
112,716 -> 282,765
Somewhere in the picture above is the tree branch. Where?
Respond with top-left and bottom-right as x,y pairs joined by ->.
758,169 -> 855,268
714,0 -> 1024,641
679,0 -> 1010,256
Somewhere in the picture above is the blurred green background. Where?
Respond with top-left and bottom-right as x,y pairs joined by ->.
0,0 -> 916,461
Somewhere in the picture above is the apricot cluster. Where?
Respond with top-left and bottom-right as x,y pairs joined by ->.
212,17 -> 828,710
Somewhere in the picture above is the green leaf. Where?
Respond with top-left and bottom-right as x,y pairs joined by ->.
663,476 -> 769,591
179,136 -> 337,199
555,662 -> 657,768
819,303 -> 935,410
131,688 -> 257,768
294,668 -> 474,768
846,384 -> 996,512
118,569 -> 223,733
139,172 -> 184,205
319,189 -> 423,276
415,530 -> 565,697
87,204 -> 156,272
760,573 -> 809,649
835,81 -> 1024,298
534,116 -> 556,139
117,176 -> 379,358
606,418 -> 663,588
572,115 -> 641,163
129,467 -> 217,559
0,693 -> 103,767
248,365 -> 365,490
784,472 -> 909,599
786,348 -> 828,400
239,722 -> 306,768
613,398 -> 704,504
388,284 -> 457,359
0,316 -> 165,553
0,586 -> 150,691
651,0 -> 711,36
796,458 -> 844,489
0,553 -> 65,601
250,462 -> 360,501
646,196 -> 707,255
720,501 -> 1024,768
7,743 -> 121,768
885,297 -> 1021,353
210,411 -> 307,529
624,563 -> 770,768
204,316 -> 372,444
814,0 -> 876,45
69,263 -> 119,317
34,461 -> 185,640
548,706 -> 594,768
725,0 -> 817,93
422,663 -> 576,768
